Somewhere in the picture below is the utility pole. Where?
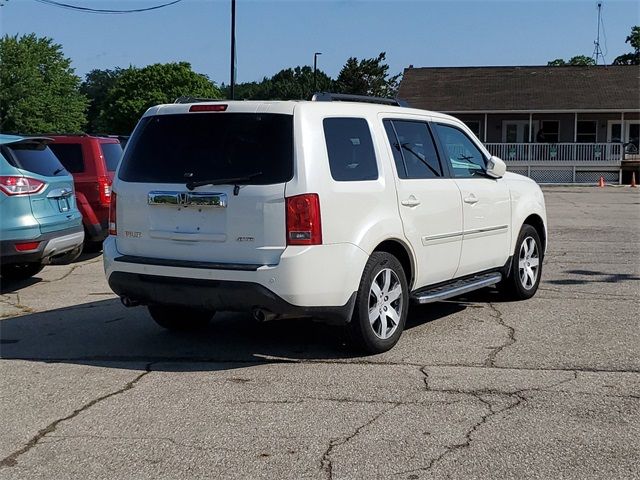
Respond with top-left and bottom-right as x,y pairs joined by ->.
313,52 -> 322,92
230,0 -> 236,99
592,2 -> 605,65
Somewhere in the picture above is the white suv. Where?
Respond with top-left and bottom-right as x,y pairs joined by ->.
104,94 -> 546,353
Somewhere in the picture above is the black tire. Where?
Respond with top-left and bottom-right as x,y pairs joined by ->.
0,262 -> 44,281
349,252 -> 409,354
500,224 -> 543,300
83,240 -> 103,253
147,305 -> 215,331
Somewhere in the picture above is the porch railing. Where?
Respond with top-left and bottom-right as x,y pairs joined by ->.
484,143 -> 623,165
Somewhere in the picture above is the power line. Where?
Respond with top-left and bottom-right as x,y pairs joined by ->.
33,0 -> 183,14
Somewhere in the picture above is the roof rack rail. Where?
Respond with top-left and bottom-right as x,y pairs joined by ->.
311,92 -> 409,108
174,96 -> 222,104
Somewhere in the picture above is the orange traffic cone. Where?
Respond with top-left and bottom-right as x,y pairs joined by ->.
631,172 -> 637,188
598,176 -> 605,188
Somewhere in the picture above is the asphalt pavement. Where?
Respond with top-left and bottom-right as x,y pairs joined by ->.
1,186 -> 639,479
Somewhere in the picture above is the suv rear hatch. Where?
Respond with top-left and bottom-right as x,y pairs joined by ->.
115,108 -> 294,266
1,139 -> 78,234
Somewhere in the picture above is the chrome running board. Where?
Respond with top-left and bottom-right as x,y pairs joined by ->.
411,272 -> 502,305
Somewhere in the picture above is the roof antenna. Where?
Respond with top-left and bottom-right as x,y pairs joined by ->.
592,2 -> 606,65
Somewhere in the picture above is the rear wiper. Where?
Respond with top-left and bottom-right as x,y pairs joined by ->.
186,171 -> 263,191
52,168 -> 66,176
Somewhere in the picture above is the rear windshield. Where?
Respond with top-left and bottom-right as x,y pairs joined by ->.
119,113 -> 293,184
49,143 -> 84,173
1,143 -> 67,177
100,142 -> 123,171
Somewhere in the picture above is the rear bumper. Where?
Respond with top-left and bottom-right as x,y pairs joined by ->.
108,271 -> 356,324
103,236 -> 369,322
0,226 -> 84,265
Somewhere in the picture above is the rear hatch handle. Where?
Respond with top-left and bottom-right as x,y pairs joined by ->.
47,187 -> 73,199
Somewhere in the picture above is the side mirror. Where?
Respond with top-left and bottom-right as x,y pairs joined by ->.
486,155 -> 506,179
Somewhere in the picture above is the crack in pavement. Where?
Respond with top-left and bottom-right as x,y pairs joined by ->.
39,258 -> 103,284
320,403 -> 399,480
0,362 -> 154,469
4,356 -> 640,375
395,369 -> 582,478
484,302 -> 515,368
0,295 -> 34,317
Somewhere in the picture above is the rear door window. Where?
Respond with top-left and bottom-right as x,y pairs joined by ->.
1,143 -> 67,177
119,113 -> 293,184
323,118 -> 378,181
100,143 -> 123,171
49,143 -> 85,173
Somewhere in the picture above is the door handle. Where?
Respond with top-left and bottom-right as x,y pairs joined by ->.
464,194 -> 479,205
401,196 -> 421,207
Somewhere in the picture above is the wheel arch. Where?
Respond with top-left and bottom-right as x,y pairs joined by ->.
521,213 -> 546,254
372,239 -> 415,290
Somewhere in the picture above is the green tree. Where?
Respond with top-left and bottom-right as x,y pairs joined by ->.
547,55 -> 596,66
334,52 -> 401,97
98,62 -> 220,134
0,34 -> 87,133
81,68 -> 121,133
268,66 -> 332,99
223,66 -> 332,100
613,25 -> 640,65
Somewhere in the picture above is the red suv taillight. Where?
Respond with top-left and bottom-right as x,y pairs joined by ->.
98,175 -> 112,206
108,191 -> 117,235
0,176 -> 45,196
286,194 -> 322,245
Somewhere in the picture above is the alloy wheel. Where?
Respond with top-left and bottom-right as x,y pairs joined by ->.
518,236 -> 540,290
368,268 -> 403,339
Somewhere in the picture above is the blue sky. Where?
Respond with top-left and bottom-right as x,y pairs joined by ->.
1,0 -> 638,85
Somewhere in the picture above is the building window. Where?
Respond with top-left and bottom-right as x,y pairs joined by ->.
463,121 -> 481,139
576,121 -> 597,143
541,121 -> 560,143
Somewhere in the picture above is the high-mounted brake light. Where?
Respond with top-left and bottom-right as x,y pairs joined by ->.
189,104 -> 228,112
0,176 -> 45,196
98,175 -> 112,206
286,194 -> 322,246
108,191 -> 117,235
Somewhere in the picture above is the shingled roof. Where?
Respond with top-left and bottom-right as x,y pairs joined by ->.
397,65 -> 640,112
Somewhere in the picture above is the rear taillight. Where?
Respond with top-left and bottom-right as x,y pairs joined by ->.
108,191 -> 117,235
98,175 -> 112,206
15,241 -> 40,252
286,194 -> 322,245
0,176 -> 45,196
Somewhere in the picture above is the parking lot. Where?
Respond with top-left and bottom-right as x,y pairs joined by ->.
1,186 -> 639,479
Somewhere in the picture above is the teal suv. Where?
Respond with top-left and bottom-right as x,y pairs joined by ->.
0,134 -> 84,281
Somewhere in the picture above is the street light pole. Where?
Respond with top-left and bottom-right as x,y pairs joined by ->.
313,52 -> 322,92
230,0 -> 236,100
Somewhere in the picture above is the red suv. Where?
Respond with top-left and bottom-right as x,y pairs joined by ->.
48,135 -> 123,251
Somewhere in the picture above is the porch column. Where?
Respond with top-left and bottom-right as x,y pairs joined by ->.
528,113 -> 532,162
621,112 -> 625,142
483,113 -> 488,143
574,112 -> 578,163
